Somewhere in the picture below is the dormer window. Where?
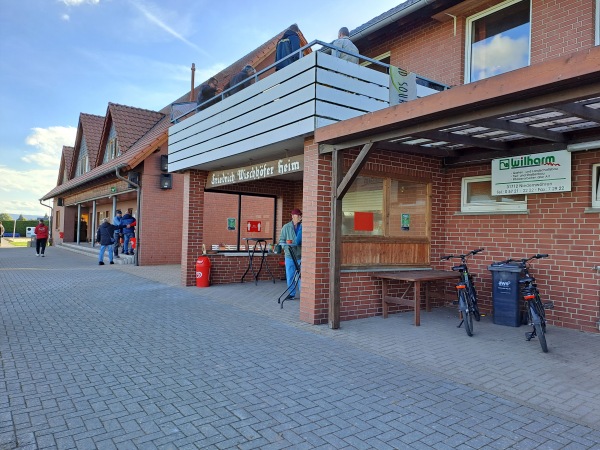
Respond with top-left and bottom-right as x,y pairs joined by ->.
103,124 -> 120,163
75,137 -> 89,176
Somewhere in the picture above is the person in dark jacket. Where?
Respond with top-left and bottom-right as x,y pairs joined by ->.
96,218 -> 115,265
196,77 -> 220,110
224,65 -> 256,97
121,213 -> 136,255
275,24 -> 301,71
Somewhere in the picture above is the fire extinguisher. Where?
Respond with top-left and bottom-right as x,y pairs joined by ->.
196,244 -> 211,288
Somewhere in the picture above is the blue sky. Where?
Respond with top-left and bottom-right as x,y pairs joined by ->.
0,0 -> 402,217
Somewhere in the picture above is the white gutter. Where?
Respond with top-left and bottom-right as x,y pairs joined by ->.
350,0 -> 434,42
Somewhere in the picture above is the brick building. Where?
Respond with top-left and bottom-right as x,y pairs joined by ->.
170,0 -> 600,333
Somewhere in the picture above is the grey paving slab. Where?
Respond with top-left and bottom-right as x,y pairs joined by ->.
1,246 -> 599,449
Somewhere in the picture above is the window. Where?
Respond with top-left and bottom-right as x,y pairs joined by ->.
592,164 -> 600,208
203,191 -> 276,251
461,176 -> 527,213
103,125 -> 120,163
465,0 -> 531,83
55,210 -> 60,230
75,137 -> 89,177
342,176 -> 429,238
596,0 -> 600,46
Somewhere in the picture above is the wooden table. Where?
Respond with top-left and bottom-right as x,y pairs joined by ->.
370,270 -> 456,326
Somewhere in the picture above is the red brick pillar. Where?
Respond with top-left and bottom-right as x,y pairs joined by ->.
181,170 -> 208,286
300,137 -> 332,324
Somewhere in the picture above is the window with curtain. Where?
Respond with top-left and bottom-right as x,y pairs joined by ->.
342,176 -> 429,238
461,175 -> 527,213
465,0 -> 531,83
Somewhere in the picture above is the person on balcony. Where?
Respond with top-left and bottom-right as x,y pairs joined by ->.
275,24 -> 301,71
322,27 -> 359,64
196,77 -> 220,110
224,65 -> 256,97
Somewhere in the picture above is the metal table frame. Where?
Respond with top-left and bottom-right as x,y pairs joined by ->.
241,238 -> 275,285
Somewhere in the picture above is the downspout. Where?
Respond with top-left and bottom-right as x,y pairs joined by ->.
39,199 -> 53,245
349,0 -> 434,42
115,166 -> 141,266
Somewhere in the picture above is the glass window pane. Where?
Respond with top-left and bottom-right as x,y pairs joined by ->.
203,192 -> 240,251
240,195 -> 275,249
389,180 -> 428,237
470,1 -> 530,82
342,177 -> 384,236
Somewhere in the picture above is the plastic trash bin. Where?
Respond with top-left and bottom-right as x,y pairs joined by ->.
29,236 -> 37,247
488,263 -> 523,327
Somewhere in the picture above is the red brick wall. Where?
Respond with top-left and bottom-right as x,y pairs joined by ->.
438,151 -> 600,333
139,146 -> 184,265
360,0 -> 597,87
205,253 -> 286,285
182,170 -> 208,286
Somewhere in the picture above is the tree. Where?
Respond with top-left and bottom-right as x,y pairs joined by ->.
17,214 -> 26,221
0,212 -> 12,221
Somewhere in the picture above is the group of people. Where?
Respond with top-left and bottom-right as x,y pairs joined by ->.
196,25 -> 358,110
96,210 -> 136,265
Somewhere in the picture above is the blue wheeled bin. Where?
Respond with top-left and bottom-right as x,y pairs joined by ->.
488,263 -> 523,327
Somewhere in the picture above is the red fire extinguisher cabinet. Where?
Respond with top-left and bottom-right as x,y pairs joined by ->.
195,256 -> 211,287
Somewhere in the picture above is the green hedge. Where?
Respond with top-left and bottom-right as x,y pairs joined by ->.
0,220 -> 41,236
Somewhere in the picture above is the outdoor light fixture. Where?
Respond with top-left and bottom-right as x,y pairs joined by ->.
160,173 -> 173,189
160,154 -> 168,171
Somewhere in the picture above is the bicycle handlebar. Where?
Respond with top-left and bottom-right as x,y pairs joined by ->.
497,253 -> 549,265
440,248 -> 485,261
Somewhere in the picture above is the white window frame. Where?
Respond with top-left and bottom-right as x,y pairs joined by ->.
461,175 -> 527,213
593,163 -> 600,208
464,0 -> 532,83
596,0 -> 600,46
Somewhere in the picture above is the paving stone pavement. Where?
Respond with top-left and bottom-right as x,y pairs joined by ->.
1,245 -> 600,449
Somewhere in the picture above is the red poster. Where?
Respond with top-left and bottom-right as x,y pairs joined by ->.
247,221 -> 262,232
354,212 -> 373,231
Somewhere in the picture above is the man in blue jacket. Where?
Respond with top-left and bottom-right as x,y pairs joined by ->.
121,213 -> 136,255
112,210 -> 123,258
279,208 -> 302,300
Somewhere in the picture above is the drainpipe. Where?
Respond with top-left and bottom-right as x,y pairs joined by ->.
115,166 -> 141,266
39,199 -> 53,245
349,0 -> 434,42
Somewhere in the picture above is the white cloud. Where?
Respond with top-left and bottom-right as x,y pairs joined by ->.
61,14 -> 70,21
0,165 -> 58,216
22,126 -> 77,169
471,33 -> 529,81
129,0 -> 207,56
61,0 -> 100,5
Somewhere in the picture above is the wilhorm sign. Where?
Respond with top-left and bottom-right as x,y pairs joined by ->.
206,155 -> 303,188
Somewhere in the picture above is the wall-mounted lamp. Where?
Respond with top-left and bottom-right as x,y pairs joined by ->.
160,154 -> 168,171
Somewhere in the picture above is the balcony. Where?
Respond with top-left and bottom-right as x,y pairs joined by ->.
168,42 -> 448,173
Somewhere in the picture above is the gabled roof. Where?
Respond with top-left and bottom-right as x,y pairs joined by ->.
43,26 -> 292,200
79,113 -> 105,171
96,103 -> 164,166
56,146 -> 74,186
163,25 -> 305,114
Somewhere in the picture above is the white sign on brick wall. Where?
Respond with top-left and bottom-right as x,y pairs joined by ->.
492,150 -> 571,195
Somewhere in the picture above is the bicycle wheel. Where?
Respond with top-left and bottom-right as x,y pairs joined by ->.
459,290 -> 473,337
530,303 -> 548,353
467,282 -> 481,321
534,294 -> 547,333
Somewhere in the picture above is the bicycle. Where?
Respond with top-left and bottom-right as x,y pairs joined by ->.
440,248 -> 484,336
496,254 -> 553,353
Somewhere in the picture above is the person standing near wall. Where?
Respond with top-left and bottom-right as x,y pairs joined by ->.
121,212 -> 136,255
112,210 -> 123,258
96,218 -> 115,265
34,219 -> 49,257
279,208 -> 302,300
0,222 -> 4,244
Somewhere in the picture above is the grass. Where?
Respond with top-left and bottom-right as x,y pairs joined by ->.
3,238 -> 32,247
